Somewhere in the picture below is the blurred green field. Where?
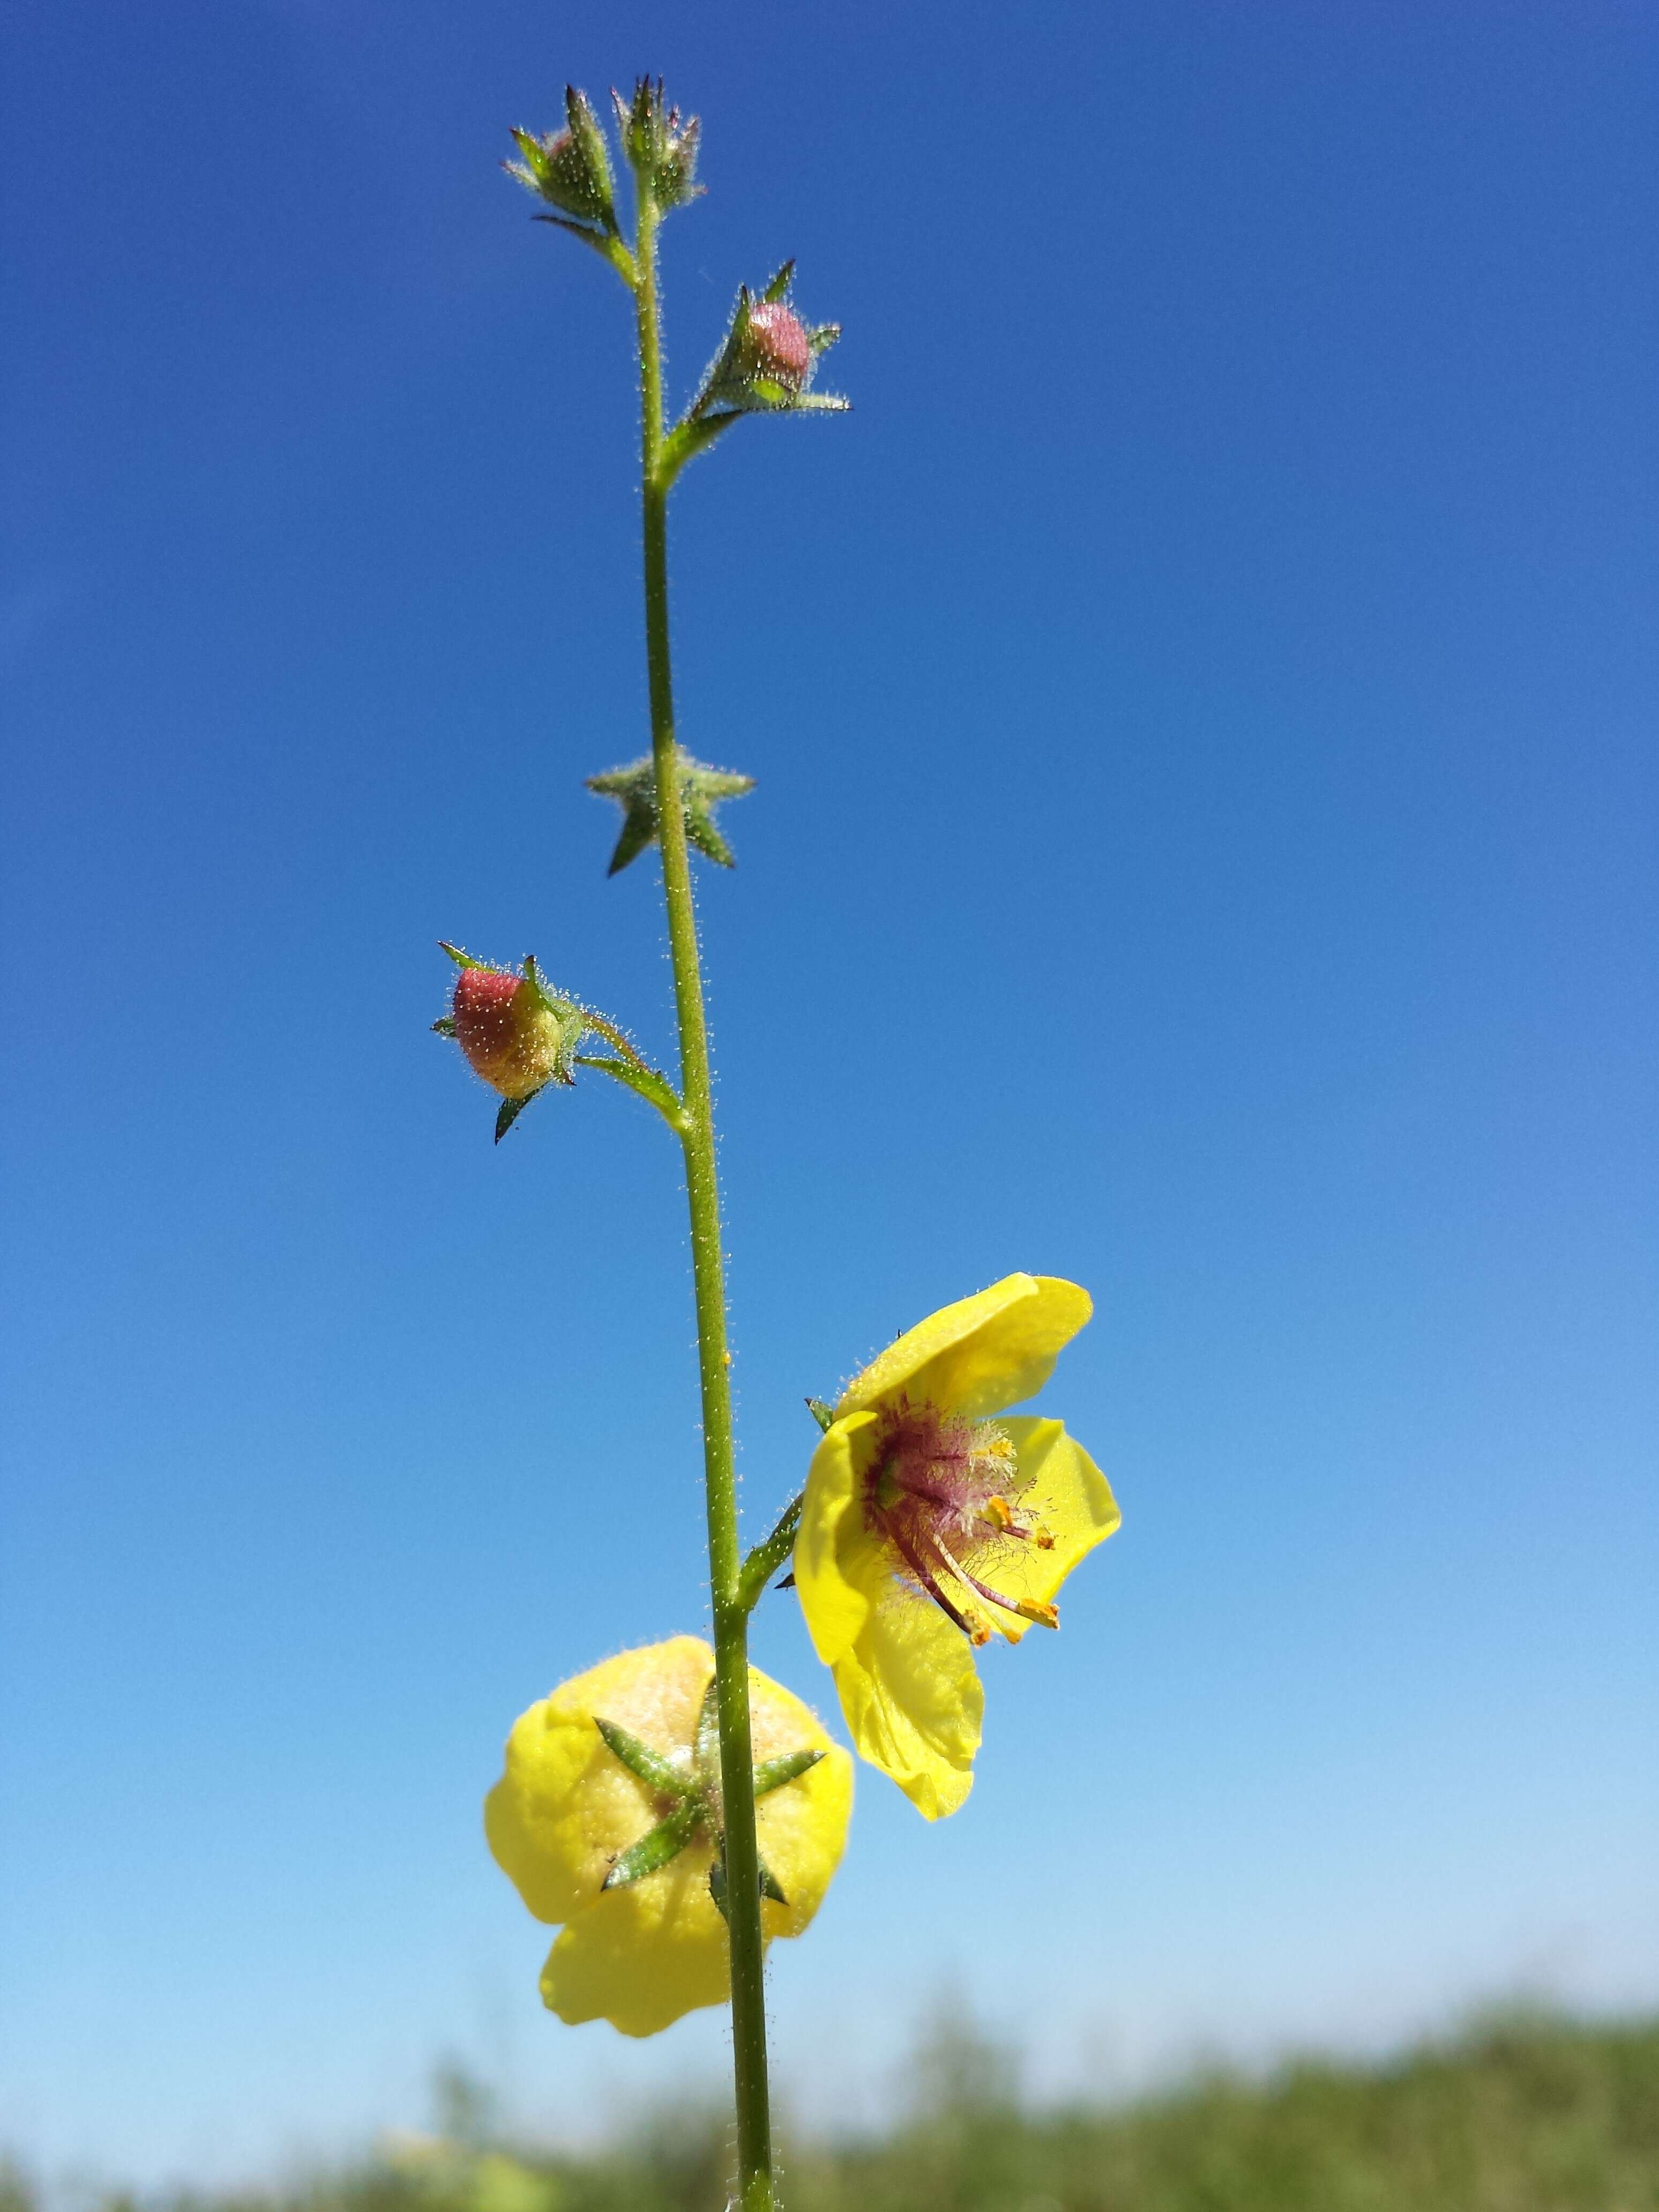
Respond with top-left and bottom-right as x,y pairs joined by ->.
9,2011 -> 1658,2212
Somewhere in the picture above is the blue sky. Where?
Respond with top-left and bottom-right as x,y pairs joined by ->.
3,0 -> 1656,2186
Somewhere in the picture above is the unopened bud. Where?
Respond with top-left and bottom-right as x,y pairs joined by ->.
743,302 -> 812,392
698,275 -> 845,416
439,951 -> 585,1100
506,87 -> 616,229
614,77 -> 701,211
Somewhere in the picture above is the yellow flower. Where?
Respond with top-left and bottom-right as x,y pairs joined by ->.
794,1274 -> 1119,1821
484,1636 -> 853,2037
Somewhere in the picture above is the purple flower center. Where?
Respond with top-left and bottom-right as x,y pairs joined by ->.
862,1399 -> 1057,1643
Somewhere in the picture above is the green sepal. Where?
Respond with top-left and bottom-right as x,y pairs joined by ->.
805,1398 -> 836,1432
752,1747 -> 824,1798
494,1088 -> 544,1144
521,952 -> 575,1023
761,259 -> 795,303
431,1016 -> 456,1037
514,958 -> 585,1087
586,749 -> 754,875
703,374 -> 849,419
601,1799 -> 703,1890
708,1850 -> 787,1919
808,323 -> 840,357
693,1676 -> 722,1792
685,802 -> 736,868
730,376 -> 795,414
738,1490 -> 804,1611
574,1054 -> 686,1132
561,84 -> 616,228
594,1716 -> 693,1799
604,803 -> 657,878
439,940 -> 484,969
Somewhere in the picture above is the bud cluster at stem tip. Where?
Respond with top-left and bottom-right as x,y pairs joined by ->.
502,79 -> 848,432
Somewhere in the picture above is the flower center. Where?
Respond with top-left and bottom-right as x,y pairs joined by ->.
862,1398 -> 1058,1645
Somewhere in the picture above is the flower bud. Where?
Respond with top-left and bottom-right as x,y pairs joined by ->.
613,77 -> 701,210
443,954 -> 584,1100
742,301 -> 812,392
506,87 -> 616,229
697,275 -> 845,416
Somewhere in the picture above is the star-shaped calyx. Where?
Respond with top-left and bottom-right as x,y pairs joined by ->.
594,1677 -> 821,1916
585,746 -> 754,876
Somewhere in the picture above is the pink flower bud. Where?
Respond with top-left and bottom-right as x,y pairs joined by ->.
744,301 -> 812,391
504,89 -> 616,228
451,966 -> 576,1099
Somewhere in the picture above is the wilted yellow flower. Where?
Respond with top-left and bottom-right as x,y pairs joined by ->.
485,1636 -> 853,2037
794,1274 -> 1119,1821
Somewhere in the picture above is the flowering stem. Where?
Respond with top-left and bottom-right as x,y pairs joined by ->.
632,187 -> 776,2212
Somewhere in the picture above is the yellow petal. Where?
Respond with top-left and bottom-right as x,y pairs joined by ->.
749,1675 -> 855,1939
959,1417 -> 1119,1642
836,1275 -> 1093,1423
539,1850 -> 731,2036
484,1636 -> 710,1923
830,1581 -> 984,1820
794,1411 -> 879,1666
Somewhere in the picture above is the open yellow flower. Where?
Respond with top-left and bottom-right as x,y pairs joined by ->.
794,1274 -> 1119,1821
484,1636 -> 852,2037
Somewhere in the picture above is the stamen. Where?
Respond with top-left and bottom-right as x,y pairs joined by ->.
977,1494 -> 1055,1549
951,1558 -> 1060,1632
886,1519 -> 992,1645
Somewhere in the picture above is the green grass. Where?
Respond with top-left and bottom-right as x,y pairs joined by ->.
9,2011 -> 1658,2212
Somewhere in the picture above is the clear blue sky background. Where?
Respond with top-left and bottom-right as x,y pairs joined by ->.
3,0 -> 1656,2187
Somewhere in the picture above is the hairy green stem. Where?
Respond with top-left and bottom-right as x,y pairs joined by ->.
632,189 -> 775,2212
